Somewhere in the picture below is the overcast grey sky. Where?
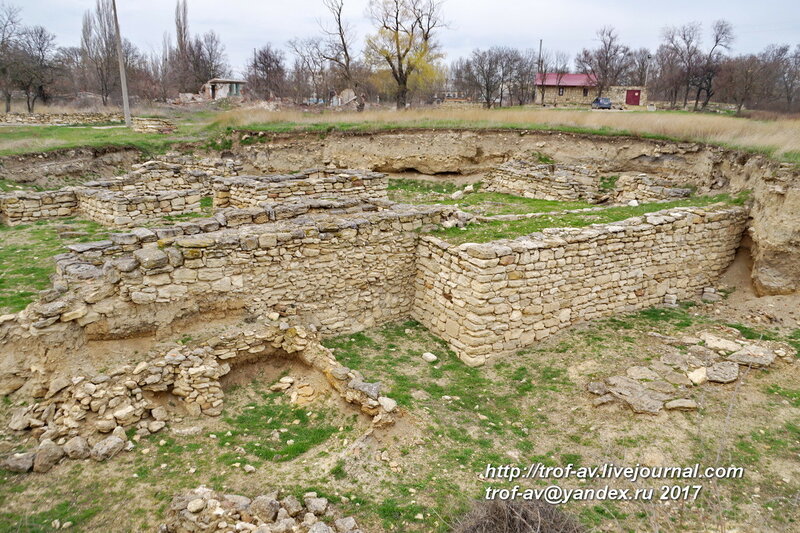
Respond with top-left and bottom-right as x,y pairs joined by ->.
12,0 -> 800,77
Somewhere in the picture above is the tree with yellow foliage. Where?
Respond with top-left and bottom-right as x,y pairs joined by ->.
365,0 -> 445,109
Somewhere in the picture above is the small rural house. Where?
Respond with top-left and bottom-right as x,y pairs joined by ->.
534,73 -> 647,107
201,79 -> 246,101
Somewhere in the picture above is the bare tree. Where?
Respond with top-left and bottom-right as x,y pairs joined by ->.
467,48 -> 502,108
246,44 -> 286,100
507,49 -> 536,106
627,48 -> 653,86
693,20 -> 734,110
0,2 -> 21,111
318,0 -> 363,108
576,27 -> 631,97
536,49 -> 553,105
716,54 -> 762,113
365,0 -> 445,109
81,0 -> 117,105
663,22 -> 701,108
766,44 -> 800,111
12,25 -> 56,112
288,38 -> 327,102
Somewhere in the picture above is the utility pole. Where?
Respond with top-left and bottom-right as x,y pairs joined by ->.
112,0 -> 131,127
537,39 -> 543,106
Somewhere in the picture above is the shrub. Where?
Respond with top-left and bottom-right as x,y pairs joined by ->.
452,499 -> 584,533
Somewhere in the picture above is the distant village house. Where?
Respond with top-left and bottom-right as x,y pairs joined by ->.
201,79 -> 246,101
534,73 -> 647,107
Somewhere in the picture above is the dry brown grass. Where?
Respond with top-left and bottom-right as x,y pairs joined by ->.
214,107 -> 800,158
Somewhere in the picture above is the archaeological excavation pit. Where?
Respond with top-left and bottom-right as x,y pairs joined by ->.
1,128 -> 798,533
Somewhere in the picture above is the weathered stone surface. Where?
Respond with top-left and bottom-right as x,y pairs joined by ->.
33,441 -> 65,473
133,248 -> 168,269
687,367 -> 708,386
665,398 -> 698,410
281,495 -> 303,517
699,333 -> 741,353
727,345 -> 776,368
250,495 -> 280,522
707,362 -> 739,383
63,436 -> 91,459
2,452 -> 35,472
335,517 -> 358,532
606,376 -> 669,415
304,497 -> 328,516
90,436 -> 125,461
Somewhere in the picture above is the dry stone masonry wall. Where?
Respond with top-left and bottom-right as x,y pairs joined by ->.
614,174 -> 693,203
3,205 -> 456,340
0,153 -> 242,227
484,160 -> 601,202
413,205 -> 748,366
213,169 -> 388,209
0,112 -> 175,133
0,189 -> 79,225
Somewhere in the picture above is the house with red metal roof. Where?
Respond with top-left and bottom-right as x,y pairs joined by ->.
534,73 -> 647,108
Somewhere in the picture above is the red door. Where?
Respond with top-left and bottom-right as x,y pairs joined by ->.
625,90 -> 641,106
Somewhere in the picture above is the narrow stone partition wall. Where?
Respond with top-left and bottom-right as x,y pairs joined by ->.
614,174 -> 693,203
413,205 -> 748,366
0,189 -> 79,225
484,160 -> 600,202
77,188 -> 203,227
214,169 -> 388,208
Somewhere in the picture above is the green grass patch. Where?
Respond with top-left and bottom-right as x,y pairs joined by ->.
434,194 -> 741,244
0,218 -> 109,313
220,392 -> 338,462
765,385 -> 800,407
599,175 -> 619,192
0,499 -> 101,532
725,323 -> 777,341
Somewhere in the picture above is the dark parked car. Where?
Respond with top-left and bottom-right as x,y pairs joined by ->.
591,97 -> 612,109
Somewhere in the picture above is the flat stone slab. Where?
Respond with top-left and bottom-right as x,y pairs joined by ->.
726,345 -> 776,368
699,333 -> 741,353
706,362 -> 739,383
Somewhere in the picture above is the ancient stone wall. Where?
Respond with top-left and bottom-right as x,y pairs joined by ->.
0,112 -> 122,125
413,205 -> 748,366
615,174 -> 692,203
484,160 -> 600,202
6,205 -> 454,341
0,112 -> 175,133
214,169 -> 388,208
0,154 -> 244,227
0,189 -> 79,225
76,188 -> 203,227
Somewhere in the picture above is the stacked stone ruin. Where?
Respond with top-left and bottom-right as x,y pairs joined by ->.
484,160 -> 601,202
0,150 -> 754,470
0,112 -> 176,133
483,159 -> 695,205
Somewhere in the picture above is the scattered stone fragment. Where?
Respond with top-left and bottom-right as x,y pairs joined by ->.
243,464 -> 256,473
687,367 -> 708,386
378,396 -> 397,413
2,452 -> 35,472
63,436 -> 90,459
421,352 -> 438,363
186,498 -> 206,513
665,399 -> 698,411
706,362 -> 739,384
308,523 -> 333,533
90,436 -> 125,461
592,393 -> 616,407
305,497 -> 328,515
281,495 -> 303,517
250,495 -> 280,522
586,381 -> 608,395
335,517 -> 358,532
33,440 -> 65,473
699,333 -> 741,353
726,345 -> 776,368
